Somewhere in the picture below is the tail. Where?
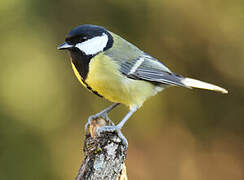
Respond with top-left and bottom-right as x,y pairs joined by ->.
181,77 -> 228,94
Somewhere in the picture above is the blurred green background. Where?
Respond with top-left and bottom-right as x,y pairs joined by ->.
0,0 -> 244,179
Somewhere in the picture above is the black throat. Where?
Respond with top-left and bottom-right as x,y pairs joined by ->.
69,49 -> 103,98
69,48 -> 92,80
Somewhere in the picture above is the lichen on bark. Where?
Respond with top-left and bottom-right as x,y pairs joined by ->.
75,118 -> 128,180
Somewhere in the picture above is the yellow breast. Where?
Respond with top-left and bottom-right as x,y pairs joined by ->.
85,53 -> 156,108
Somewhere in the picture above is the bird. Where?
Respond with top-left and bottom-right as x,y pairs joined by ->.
58,24 -> 228,145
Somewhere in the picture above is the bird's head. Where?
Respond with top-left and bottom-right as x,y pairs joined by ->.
57,24 -> 113,56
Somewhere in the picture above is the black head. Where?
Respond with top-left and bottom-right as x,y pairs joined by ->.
57,24 -> 113,56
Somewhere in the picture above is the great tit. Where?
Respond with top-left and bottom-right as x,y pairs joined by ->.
58,24 -> 227,140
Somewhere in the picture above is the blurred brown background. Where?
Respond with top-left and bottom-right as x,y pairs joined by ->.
0,0 -> 243,179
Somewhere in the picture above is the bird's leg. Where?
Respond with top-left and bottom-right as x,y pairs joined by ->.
96,107 -> 138,148
116,107 -> 137,129
85,103 -> 120,132
89,103 -> 120,123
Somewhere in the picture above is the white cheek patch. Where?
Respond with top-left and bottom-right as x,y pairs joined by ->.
75,33 -> 108,55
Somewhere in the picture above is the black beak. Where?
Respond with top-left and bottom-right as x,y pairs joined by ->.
57,42 -> 73,50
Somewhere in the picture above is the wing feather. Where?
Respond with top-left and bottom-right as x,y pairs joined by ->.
118,54 -> 187,87
104,33 -> 187,87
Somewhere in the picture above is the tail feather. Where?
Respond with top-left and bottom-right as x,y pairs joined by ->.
181,77 -> 228,94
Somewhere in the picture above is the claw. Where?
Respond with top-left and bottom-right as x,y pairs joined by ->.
85,112 -> 114,134
85,103 -> 120,133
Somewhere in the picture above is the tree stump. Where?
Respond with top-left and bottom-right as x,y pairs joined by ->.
75,118 -> 128,180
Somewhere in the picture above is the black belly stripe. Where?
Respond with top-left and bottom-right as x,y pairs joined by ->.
82,80 -> 103,98
69,49 -> 103,98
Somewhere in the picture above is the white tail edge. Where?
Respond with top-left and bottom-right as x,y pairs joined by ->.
181,77 -> 228,94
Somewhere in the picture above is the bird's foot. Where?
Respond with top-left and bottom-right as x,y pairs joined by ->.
96,125 -> 128,149
85,112 -> 114,133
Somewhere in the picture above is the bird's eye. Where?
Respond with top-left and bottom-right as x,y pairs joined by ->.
65,36 -> 88,45
81,37 -> 87,41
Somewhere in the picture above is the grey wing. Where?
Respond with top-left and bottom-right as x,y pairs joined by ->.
105,33 -> 187,87
120,53 -> 187,87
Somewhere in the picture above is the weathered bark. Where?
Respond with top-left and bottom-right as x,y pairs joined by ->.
75,118 -> 128,180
